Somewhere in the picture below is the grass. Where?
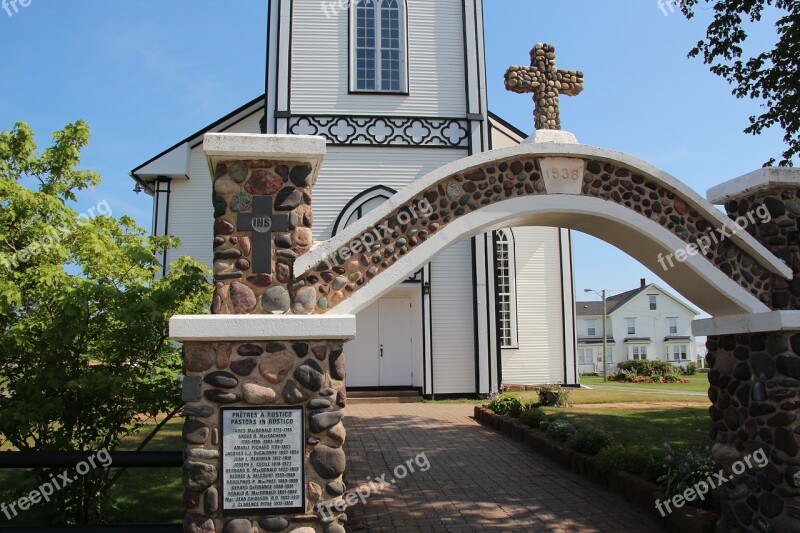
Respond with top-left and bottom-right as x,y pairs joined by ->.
580,373 -> 710,393
0,417 -> 185,526
540,406 -> 711,453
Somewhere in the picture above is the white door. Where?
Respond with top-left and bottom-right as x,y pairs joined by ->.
347,299 -> 381,387
379,298 -> 413,386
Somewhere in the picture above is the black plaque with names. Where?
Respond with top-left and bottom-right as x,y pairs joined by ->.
220,406 -> 305,514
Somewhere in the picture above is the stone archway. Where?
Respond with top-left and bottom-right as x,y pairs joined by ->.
292,141 -> 789,317
173,133 -> 800,533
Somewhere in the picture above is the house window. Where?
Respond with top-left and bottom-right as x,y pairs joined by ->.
668,318 -> 678,335
671,345 -> 688,360
649,295 -> 657,310
586,320 -> 597,336
352,0 -> 407,93
604,347 -> 613,362
630,345 -> 648,360
495,229 -> 518,348
626,319 -> 636,335
578,348 -> 593,365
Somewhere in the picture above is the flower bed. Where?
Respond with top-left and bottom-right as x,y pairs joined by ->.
473,405 -> 717,533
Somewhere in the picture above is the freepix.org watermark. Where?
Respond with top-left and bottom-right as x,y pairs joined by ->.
657,0 -> 687,17
321,0 -> 354,18
1,449 -> 113,520
655,448 -> 769,518
320,198 -> 433,270
317,452 -> 431,520
0,200 -> 112,272
2,0 -> 32,18
656,205 -> 771,272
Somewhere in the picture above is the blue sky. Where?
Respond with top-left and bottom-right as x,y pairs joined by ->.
0,0 -> 789,314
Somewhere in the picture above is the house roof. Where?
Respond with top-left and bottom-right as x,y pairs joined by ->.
576,283 -> 701,317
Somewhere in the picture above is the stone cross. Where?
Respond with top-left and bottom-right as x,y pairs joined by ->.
505,43 -> 584,131
236,196 -> 289,274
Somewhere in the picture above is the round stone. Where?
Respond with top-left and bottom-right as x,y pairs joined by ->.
230,281 -> 257,313
326,481 -> 346,496
275,187 -> 303,211
222,518 -> 253,533
204,390 -> 240,404
330,350 -> 345,381
293,227 -> 313,247
312,346 -> 329,360
246,274 -> 272,287
266,342 -> 287,353
185,346 -> 214,372
336,387 -> 347,408
292,286 -> 318,314
259,353 -> 295,384
183,461 -> 217,493
228,162 -> 249,183
204,371 -> 239,389
229,192 -> 251,213
230,358 -> 258,376
182,420 -> 210,445
237,344 -> 264,356
310,445 -> 346,479
275,262 -> 291,283
290,164 -> 313,187
242,382 -> 278,405
293,343 -> 309,357
214,176 -> 238,195
260,517 -> 290,532
244,168 -> 283,195
328,423 -> 346,447
294,360 -> 324,391
310,411 -> 344,433
184,405 -> 214,418
263,286 -> 291,313
184,513 -> 215,533
283,379 -> 310,404
204,487 -> 219,515
309,398 -> 332,410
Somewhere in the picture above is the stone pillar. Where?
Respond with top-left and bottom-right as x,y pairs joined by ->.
700,168 -> 800,531
170,134 -> 354,533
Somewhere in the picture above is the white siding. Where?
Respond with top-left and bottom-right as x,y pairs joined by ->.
291,0 -> 467,116
312,146 -> 466,240
501,227 -> 566,384
431,240 -> 476,394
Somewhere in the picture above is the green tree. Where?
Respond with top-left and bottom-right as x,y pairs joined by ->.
0,121 -> 211,524
681,0 -> 800,166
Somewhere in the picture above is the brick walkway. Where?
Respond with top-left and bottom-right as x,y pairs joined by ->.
342,403 -> 666,532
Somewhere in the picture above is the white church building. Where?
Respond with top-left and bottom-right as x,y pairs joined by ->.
130,0 -> 578,397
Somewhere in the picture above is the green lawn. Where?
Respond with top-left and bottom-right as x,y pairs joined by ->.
580,373 -> 710,393
541,406 -> 711,453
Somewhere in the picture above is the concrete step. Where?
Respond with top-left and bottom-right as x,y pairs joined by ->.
347,390 -> 423,404
347,395 -> 423,404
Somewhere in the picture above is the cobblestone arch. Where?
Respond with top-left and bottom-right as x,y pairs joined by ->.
291,143 -> 790,318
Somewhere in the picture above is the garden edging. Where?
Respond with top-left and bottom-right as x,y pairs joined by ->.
474,406 -> 717,533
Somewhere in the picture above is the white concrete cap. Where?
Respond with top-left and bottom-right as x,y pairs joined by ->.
692,311 -> 800,336
169,314 -> 356,342
204,133 -> 327,187
707,167 -> 800,205
522,129 -> 579,145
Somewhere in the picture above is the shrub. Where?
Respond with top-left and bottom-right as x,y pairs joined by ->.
570,427 -> 614,455
519,408 -> 547,428
617,360 -> 675,376
596,444 -> 656,477
545,419 -> 577,441
657,443 -> 717,508
486,393 -> 524,417
683,362 -> 698,376
537,385 -> 571,408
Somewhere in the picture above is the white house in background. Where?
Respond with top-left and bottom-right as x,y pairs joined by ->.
575,280 -> 700,375
129,0 -> 578,396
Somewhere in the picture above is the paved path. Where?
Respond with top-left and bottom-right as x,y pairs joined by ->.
342,403 -> 667,532
572,401 -> 708,409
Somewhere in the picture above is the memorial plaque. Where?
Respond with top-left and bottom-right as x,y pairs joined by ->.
221,406 -> 305,514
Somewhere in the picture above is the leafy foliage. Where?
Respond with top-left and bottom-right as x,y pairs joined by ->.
657,443 -> 717,509
681,0 -> 800,166
544,419 -> 577,441
617,360 -> 675,376
683,361 -> 699,375
0,121 -> 211,524
518,408 -> 548,428
486,393 -> 524,417
596,444 -> 657,478
569,426 -> 614,455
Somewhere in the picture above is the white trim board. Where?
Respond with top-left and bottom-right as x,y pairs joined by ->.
170,314 -> 357,342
